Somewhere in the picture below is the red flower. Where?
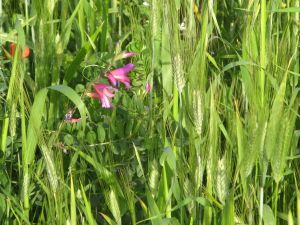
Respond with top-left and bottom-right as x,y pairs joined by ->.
107,63 -> 135,89
87,83 -> 117,108
9,43 -> 30,59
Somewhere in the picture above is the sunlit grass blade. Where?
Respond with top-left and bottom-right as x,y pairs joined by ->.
70,175 -> 77,225
80,182 -> 96,225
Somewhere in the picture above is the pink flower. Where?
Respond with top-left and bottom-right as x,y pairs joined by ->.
107,63 -> 135,89
113,52 -> 137,61
87,83 -> 117,108
145,83 -> 151,93
121,52 -> 136,58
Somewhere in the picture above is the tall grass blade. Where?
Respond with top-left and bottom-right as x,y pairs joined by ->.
80,182 -> 96,225
70,175 -> 77,225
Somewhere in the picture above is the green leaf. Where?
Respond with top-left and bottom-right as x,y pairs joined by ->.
161,22 -> 173,97
86,131 -> 96,144
75,84 -> 85,93
26,88 -> 48,164
219,60 -> 258,76
63,24 -> 103,84
77,149 -> 116,185
159,147 -> 176,171
97,124 -> 106,142
64,134 -> 74,146
171,197 -> 211,211
146,188 -> 163,225
107,189 -> 121,225
263,204 -> 276,225
70,175 -> 77,225
0,193 -> 6,220
265,75 -> 287,159
48,85 -> 88,131
100,213 -> 118,225
80,183 -> 96,225
222,192 -> 234,225
271,7 -> 300,13
57,0 -> 83,53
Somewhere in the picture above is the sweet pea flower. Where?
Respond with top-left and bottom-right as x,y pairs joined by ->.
87,83 -> 117,108
107,63 -> 135,89
113,52 -> 136,62
121,52 -> 136,58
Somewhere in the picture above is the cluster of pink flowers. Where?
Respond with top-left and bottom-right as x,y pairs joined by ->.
87,53 -> 136,108
64,52 -> 152,123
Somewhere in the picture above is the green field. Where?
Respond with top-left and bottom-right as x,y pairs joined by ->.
0,0 -> 300,224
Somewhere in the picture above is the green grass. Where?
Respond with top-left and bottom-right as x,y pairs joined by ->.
0,0 -> 299,224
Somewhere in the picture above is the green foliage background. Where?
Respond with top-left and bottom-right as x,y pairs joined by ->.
0,0 -> 299,224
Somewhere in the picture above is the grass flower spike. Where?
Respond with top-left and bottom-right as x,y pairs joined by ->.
87,83 -> 117,108
107,63 -> 135,89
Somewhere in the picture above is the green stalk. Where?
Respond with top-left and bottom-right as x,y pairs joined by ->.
118,0 -> 122,37
111,0 -> 117,38
259,186 -> 264,225
0,113 -> 9,152
163,165 -> 171,218
1,47 -> 19,152
0,0 -> 2,32
173,85 -> 179,122
297,191 -> 300,225
47,62 -> 60,129
100,0 -> 109,51
260,0 -> 267,106
22,160 -> 29,217
20,66 -> 29,218
292,0 -> 299,78
24,0 -> 29,33
274,182 -> 279,222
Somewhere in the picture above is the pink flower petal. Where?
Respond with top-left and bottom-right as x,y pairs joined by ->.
102,88 -> 115,98
89,83 -> 116,108
124,82 -> 131,89
94,83 -> 112,89
100,95 -> 112,108
108,74 -> 117,86
146,83 -> 151,93
109,63 -> 135,76
122,52 -> 136,58
107,64 -> 134,88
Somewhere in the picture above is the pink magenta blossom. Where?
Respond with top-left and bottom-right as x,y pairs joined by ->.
87,83 -> 117,108
107,63 -> 135,89
145,83 -> 151,93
